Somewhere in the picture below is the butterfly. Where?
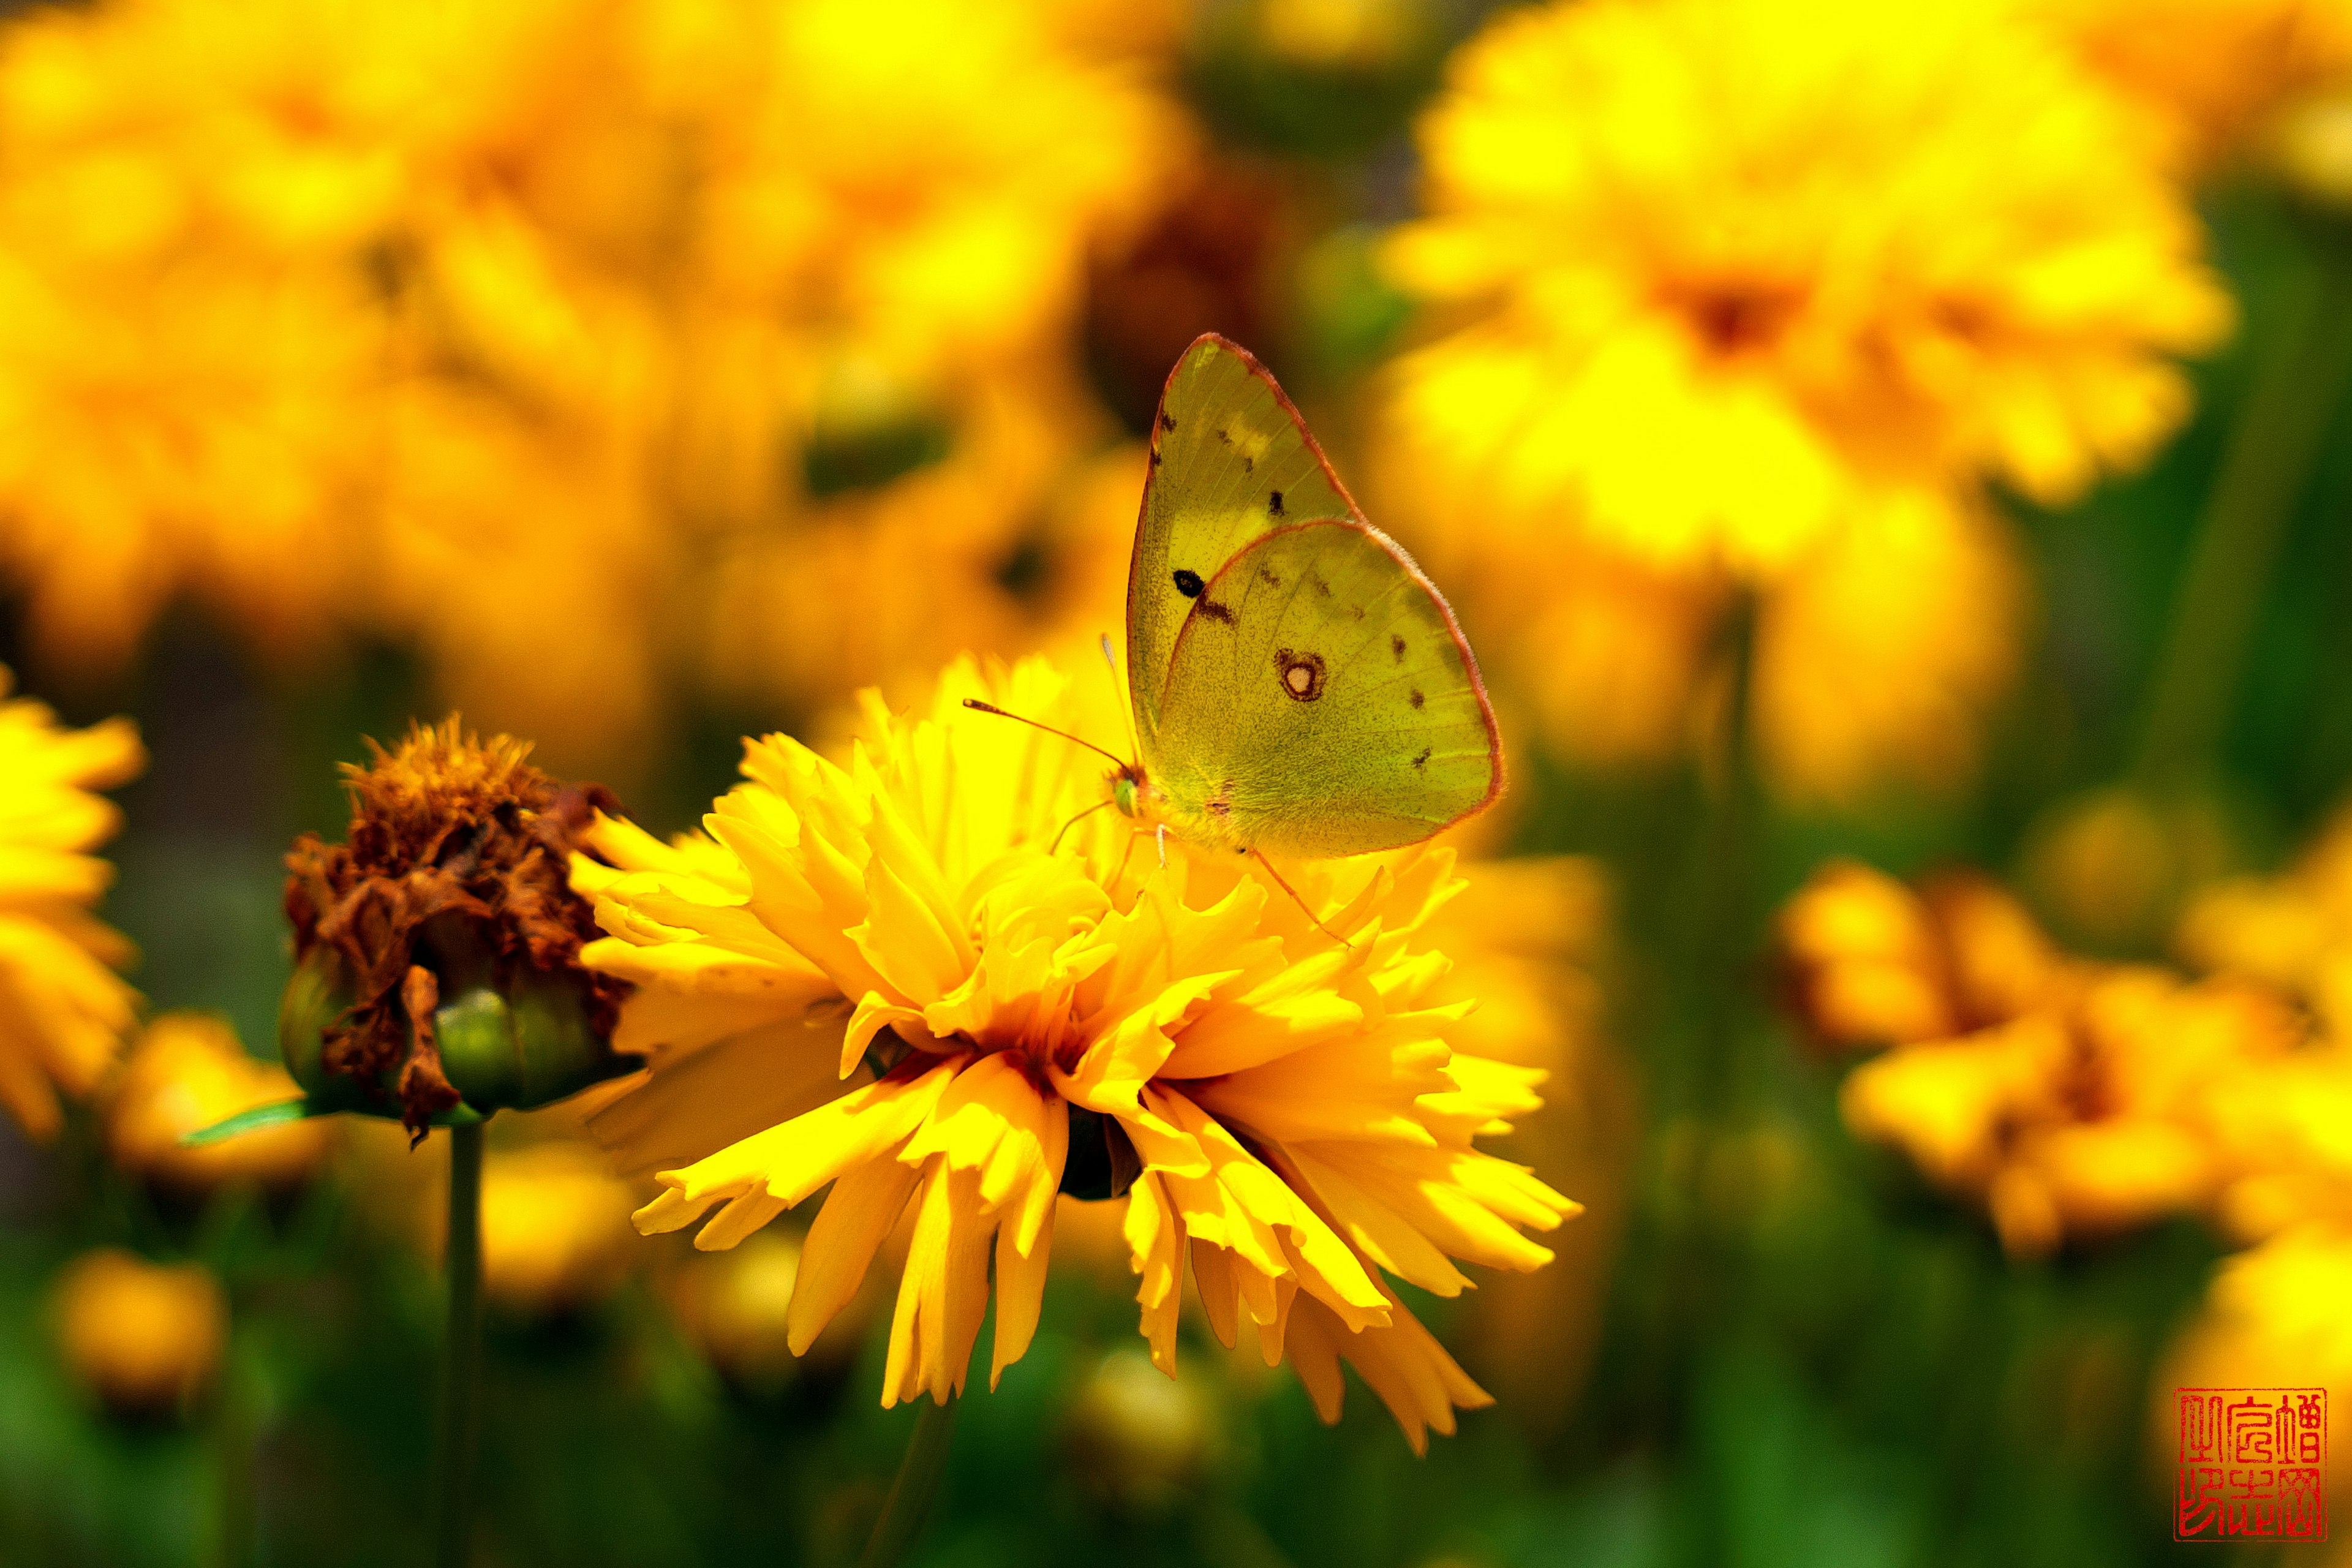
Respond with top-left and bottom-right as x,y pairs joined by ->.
973,333 -> 1501,885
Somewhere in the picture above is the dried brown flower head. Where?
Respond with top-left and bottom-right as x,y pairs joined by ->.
282,719 -> 628,1137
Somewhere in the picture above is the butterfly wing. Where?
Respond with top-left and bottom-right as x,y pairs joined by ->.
1148,518 -> 1502,859
1127,334 -> 1357,753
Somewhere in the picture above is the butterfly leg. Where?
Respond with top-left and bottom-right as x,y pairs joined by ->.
1156,823 -> 1168,868
1248,848 -> 1352,950
1111,826 -> 1144,891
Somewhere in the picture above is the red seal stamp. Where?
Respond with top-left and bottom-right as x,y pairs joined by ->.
2175,1387 -> 2328,1542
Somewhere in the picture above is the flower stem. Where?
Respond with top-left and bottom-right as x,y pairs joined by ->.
2135,232 -> 2352,783
858,1395 -> 958,1568
431,1123 -> 486,1568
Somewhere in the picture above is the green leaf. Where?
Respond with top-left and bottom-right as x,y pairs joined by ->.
179,1097 -> 322,1148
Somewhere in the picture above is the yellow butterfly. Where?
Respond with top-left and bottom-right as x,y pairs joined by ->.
974,334 -> 1502,883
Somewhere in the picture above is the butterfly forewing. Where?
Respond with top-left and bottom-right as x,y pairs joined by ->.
1128,336 -> 1353,749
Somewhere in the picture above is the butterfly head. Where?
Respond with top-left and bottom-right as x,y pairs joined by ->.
1110,766 -> 1144,820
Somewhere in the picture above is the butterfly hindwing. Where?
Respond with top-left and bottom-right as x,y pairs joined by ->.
1150,519 -> 1502,859
1128,336 -> 1354,750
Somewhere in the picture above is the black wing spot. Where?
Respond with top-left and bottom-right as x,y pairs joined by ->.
1257,565 -> 1283,588
1173,568 -> 1204,598
1148,448 -> 1163,468
1412,746 -> 1432,769
1159,410 -> 1177,432
1215,426 -> 1232,445
1197,598 -> 1237,625
1390,634 -> 1406,662
1309,576 -> 1332,598
1409,688 -> 1425,709
1269,490 -> 1285,516
1273,648 -> 1327,702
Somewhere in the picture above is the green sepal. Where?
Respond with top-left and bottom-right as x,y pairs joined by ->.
178,1097 -> 323,1148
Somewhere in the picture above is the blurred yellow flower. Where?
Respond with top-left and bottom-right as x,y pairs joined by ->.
1392,460 -> 2029,807
1779,859 -> 2071,1052
1842,963 -> 2297,1257
106,1012 -> 326,1196
2199,1044 -> 2352,1241
1065,1347 -> 1221,1511
1383,0 -> 2229,577
472,1141 -> 640,1315
2159,1223 -> 2352,1498
698,385 -> 1140,718
2178,796 -> 2352,1036
51,1248 -> 225,1417
0,674 -> 141,1140
0,0 -> 1188,765
1751,495 -> 2027,807
573,655 -> 1578,1449
668,1229 -> 842,1391
2023,0 -> 2352,168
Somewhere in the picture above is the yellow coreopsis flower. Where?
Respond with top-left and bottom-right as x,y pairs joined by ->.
2177,796 -> 2352,1038
572,655 -> 1579,1449
2158,1223 -> 2352,1499
0,0 -> 1189,763
1382,0 -> 2230,578
106,1012 -> 328,1195
2022,0 -> 2352,168
473,1142 -> 641,1314
1778,859 -> 2072,1052
1779,858 -> 2313,1256
1841,967 -> 2299,1257
51,1249 -> 227,1417
0,673 -> 143,1140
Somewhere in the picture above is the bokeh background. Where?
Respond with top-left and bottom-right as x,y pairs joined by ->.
2,0 -> 2351,1562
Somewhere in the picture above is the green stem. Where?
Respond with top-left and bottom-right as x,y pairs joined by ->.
858,1395 -> 958,1568
207,1345 -> 255,1568
2135,236 -> 2352,783
1697,590 -> 1761,1099
431,1123 -> 486,1568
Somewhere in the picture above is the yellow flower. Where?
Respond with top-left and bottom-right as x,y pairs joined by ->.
572,655 -> 1578,1449
1842,962 -> 2297,1257
2159,1223 -> 2352,1498
696,383 -> 1142,718
668,1229 -> 832,1390
106,1012 -> 328,1195
473,1141 -> 641,1315
1778,858 -> 2071,1052
1750,494 -> 2026,807
2022,0 -> 2352,169
1065,1347 -> 1221,1511
0,673 -> 142,1139
2178,796 -> 2352,1037
51,1248 -> 226,1416
2199,1045 -> 2352,1240
1781,858 -> 2309,1256
0,0 -> 1188,763
1388,459 -> 2029,807
1382,0 -> 2229,577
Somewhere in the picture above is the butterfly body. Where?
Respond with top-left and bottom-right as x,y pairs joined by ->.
1113,335 -> 1502,860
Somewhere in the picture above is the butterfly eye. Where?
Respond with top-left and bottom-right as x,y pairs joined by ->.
1173,569 -> 1205,598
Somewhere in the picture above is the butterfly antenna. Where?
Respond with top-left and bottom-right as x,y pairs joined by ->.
1248,848 -> 1354,951
1048,797 -> 1115,855
1099,633 -> 1142,767
961,699 -> 1128,769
